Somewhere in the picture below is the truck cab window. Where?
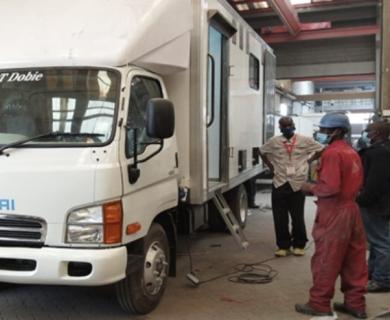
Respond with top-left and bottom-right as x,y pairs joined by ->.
0,68 -> 119,146
126,76 -> 163,157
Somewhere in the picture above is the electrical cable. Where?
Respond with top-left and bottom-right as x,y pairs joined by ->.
196,257 -> 278,286
182,202 -> 290,287
185,234 -> 195,274
185,236 -> 314,287
185,232 -> 279,287
228,260 -> 278,284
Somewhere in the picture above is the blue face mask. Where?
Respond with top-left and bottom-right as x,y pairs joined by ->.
360,131 -> 371,148
315,132 -> 331,145
281,127 -> 295,139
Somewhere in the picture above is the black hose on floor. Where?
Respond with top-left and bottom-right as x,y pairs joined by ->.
228,261 -> 278,284
188,257 -> 279,286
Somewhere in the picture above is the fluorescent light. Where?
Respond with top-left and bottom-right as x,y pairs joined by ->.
280,103 -> 288,116
253,1 -> 269,9
290,0 -> 311,5
237,3 -> 250,11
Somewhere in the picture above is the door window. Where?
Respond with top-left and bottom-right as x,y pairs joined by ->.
249,54 -> 260,90
126,76 -> 163,158
207,26 -> 224,181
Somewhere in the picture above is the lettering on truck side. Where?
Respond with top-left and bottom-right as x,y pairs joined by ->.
0,71 -> 44,83
0,199 -> 16,211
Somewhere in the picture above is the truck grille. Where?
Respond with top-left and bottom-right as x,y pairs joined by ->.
0,214 -> 46,247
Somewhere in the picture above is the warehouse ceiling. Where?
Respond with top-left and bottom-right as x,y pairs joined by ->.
228,0 -> 379,80
228,0 -> 380,111
228,0 -> 379,38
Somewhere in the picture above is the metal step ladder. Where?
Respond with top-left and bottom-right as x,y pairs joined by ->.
212,191 -> 249,250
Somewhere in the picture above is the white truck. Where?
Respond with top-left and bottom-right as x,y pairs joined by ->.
0,0 -> 275,314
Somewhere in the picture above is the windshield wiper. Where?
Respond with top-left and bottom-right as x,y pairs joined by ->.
0,132 -> 104,155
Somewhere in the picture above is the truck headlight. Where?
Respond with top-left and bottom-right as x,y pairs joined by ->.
66,201 -> 123,244
67,224 -> 104,243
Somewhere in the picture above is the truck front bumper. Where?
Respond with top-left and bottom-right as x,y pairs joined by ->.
0,246 -> 127,286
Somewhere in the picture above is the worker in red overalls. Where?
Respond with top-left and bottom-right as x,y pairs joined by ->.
295,113 -> 368,319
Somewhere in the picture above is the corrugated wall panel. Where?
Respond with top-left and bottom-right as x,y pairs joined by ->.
273,36 -> 375,66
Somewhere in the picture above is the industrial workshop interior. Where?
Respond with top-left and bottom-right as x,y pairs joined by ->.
0,0 -> 389,319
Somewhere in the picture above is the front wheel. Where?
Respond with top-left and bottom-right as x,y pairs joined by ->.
115,223 -> 169,314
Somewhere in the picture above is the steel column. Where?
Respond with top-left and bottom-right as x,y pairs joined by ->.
380,1 -> 390,116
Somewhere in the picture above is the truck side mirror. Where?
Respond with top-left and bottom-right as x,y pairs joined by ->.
146,98 -> 175,139
127,99 -> 175,185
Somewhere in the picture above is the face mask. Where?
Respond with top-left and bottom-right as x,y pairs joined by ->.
315,132 -> 331,145
360,131 -> 371,148
281,127 -> 295,139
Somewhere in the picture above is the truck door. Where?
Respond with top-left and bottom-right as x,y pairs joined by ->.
207,25 -> 228,186
120,70 -> 178,240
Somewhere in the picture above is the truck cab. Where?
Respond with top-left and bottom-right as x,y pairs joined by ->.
0,66 -> 178,314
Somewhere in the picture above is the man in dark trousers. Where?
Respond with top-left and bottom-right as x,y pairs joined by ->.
296,113 -> 368,319
357,121 -> 390,293
259,116 -> 323,257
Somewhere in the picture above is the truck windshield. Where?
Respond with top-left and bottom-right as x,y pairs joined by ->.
0,68 -> 119,146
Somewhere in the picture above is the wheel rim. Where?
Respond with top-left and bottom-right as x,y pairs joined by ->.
239,190 -> 248,223
143,241 -> 168,296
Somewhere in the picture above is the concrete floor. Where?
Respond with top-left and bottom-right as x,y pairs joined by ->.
0,190 -> 389,319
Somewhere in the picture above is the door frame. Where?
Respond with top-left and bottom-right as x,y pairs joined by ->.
207,13 -> 236,187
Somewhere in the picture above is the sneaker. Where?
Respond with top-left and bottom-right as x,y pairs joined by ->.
248,203 -> 260,209
333,302 -> 367,319
275,249 -> 289,257
367,280 -> 390,293
292,248 -> 305,256
295,303 -> 333,316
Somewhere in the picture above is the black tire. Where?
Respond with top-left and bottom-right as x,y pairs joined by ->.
0,283 -> 12,290
225,184 -> 248,229
115,223 -> 170,315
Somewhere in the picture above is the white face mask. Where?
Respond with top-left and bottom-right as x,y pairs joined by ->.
315,128 -> 340,145
315,132 -> 331,145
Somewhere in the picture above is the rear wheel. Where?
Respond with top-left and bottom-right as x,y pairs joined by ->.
208,184 -> 249,231
226,184 -> 248,229
115,223 -> 169,314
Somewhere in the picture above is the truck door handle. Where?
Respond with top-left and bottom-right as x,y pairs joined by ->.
207,53 -> 215,128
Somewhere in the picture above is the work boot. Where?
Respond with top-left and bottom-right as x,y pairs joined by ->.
292,248 -> 305,256
248,203 -> 259,209
274,249 -> 289,257
367,280 -> 390,293
333,302 -> 367,319
295,303 -> 333,316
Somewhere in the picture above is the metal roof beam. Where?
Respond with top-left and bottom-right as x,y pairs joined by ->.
299,4 -> 377,23
242,1 -> 377,19
296,91 -> 375,101
297,1 -> 378,14
245,5 -> 376,29
261,22 -> 331,35
277,61 -> 375,79
294,74 -> 376,83
266,0 -> 301,35
262,25 -> 379,43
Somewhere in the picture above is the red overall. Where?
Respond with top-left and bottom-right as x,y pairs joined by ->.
309,140 -> 368,313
